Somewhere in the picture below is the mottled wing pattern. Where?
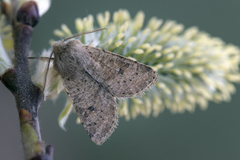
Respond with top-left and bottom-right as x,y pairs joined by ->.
61,71 -> 118,145
81,45 -> 158,98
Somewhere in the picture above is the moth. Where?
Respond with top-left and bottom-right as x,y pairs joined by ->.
43,28 -> 158,145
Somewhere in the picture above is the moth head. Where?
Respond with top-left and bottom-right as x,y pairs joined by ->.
52,41 -> 66,54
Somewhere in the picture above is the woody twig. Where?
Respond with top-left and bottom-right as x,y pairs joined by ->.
0,1 -> 53,159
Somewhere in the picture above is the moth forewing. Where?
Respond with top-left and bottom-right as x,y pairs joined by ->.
75,41 -> 158,98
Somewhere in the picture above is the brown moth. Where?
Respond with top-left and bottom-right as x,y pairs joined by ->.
45,29 -> 158,145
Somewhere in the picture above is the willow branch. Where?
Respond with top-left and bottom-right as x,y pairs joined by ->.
0,1 -> 53,160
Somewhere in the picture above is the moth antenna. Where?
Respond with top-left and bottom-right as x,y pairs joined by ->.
28,57 -> 54,61
42,51 -> 54,99
62,28 -> 107,42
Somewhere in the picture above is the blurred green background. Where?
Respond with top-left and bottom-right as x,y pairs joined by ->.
1,0 -> 240,159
